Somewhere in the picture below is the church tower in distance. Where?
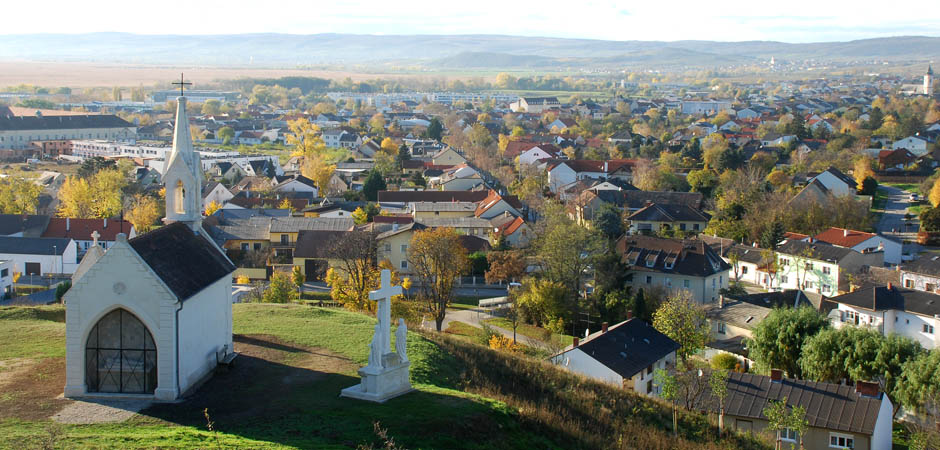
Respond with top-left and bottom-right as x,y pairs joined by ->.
163,96 -> 203,229
926,65 -> 935,96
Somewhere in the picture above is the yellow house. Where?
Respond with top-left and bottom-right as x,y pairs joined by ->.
292,230 -> 356,281
376,223 -> 427,274
269,216 -> 355,259
431,147 -> 467,166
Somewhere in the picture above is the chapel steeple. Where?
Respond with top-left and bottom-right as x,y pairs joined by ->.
163,75 -> 203,229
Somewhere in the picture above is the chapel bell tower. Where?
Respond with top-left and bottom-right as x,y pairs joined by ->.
163,78 -> 203,229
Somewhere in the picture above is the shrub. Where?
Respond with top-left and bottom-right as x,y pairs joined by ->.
235,275 -> 251,284
488,334 -> 520,352
711,352 -> 740,371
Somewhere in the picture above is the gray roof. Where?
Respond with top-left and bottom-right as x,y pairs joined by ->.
415,217 -> 493,229
0,114 -> 133,131
776,239 -> 857,263
0,236 -> 71,255
627,203 -> 710,223
720,372 -> 884,436
412,202 -> 477,213
269,217 -> 354,233
616,235 -> 731,278
902,255 -> 940,277
829,286 -> 940,317
557,319 -> 679,379
0,214 -> 50,237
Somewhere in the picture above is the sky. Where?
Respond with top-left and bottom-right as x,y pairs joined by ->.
6,0 -> 940,43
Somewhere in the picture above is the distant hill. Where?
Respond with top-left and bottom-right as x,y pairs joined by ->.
0,33 -> 936,68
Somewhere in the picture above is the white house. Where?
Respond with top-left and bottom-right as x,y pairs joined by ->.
518,145 -> 560,165
551,319 -> 678,397
773,239 -> 882,296
272,175 -> 318,196
202,181 -> 235,209
829,285 -> 940,349
812,227 -> 901,266
617,235 -> 731,304
0,236 -> 78,275
0,260 -> 13,298
807,167 -> 857,197
900,256 -> 940,293
892,136 -> 930,156
64,96 -> 236,402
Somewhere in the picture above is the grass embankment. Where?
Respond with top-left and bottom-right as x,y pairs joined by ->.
483,317 -> 575,347
0,304 -> 769,449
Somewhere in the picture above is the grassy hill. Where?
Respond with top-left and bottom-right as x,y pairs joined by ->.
0,304 -> 768,449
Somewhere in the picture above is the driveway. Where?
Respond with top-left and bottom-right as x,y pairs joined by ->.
425,302 -> 549,349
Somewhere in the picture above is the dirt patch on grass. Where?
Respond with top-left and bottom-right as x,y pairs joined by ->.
0,357 -> 69,421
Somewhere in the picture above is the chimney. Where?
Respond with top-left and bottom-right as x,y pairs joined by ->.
66,217 -> 70,231
602,322 -> 609,333
626,310 -> 633,319
887,282 -> 893,291
573,337 -> 580,347
856,380 -> 880,398
770,369 -> 783,382
843,229 -> 849,237
719,294 -> 725,308
103,218 -> 107,228
752,242 -> 757,247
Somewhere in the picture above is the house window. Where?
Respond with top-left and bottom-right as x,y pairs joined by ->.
280,234 -> 289,245
683,279 -> 690,288
805,262 -> 813,270
822,284 -> 831,293
780,258 -> 789,266
0,269 -> 7,277
924,324 -> 935,334
679,223 -> 686,231
781,428 -> 798,442
717,322 -> 726,334
400,260 -> 408,269
646,365 -> 653,376
664,278 -> 672,288
823,266 -> 831,275
781,275 -> 788,284
400,244 -> 408,253
385,243 -> 391,252
741,266 -> 748,275
905,279 -> 914,288
693,223 -> 700,231
845,310 -> 857,323
646,276 -> 652,284
829,433 -> 854,449
241,243 -> 249,251
254,243 -> 262,251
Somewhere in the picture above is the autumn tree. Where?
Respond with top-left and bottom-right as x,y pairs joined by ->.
748,306 -> 828,378
262,271 -> 299,303
652,292 -> 709,362
484,250 -> 526,285
408,227 -> 469,331
853,156 -> 876,188
380,137 -> 398,155
324,231 -> 379,311
125,194 -> 162,233
532,202 -> 605,298
0,177 -> 42,214
930,177 -> 940,208
204,200 -> 222,216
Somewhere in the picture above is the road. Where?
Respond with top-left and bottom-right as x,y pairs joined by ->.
425,304 -> 550,350
875,184 -> 922,258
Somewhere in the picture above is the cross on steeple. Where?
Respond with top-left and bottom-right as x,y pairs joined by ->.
171,73 -> 192,97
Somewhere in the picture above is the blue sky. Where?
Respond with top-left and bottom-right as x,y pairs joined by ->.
6,0 -> 940,42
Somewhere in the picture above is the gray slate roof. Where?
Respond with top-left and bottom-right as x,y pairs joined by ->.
829,285 -> 940,317
0,214 -> 50,237
617,235 -> 731,277
776,239 -> 856,263
558,319 -> 679,379
129,222 -> 235,301
269,217 -> 354,233
0,236 -> 71,255
902,255 -> 940,277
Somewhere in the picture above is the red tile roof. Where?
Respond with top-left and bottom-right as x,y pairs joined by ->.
813,227 -> 876,248
42,218 -> 135,241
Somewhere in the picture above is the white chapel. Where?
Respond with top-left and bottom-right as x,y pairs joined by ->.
64,93 -> 236,401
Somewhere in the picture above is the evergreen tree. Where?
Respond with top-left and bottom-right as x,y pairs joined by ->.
361,170 -> 387,202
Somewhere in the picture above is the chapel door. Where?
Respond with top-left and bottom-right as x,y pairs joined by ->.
85,309 -> 157,394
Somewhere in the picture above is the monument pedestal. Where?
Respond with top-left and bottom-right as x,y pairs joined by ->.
340,353 -> 413,403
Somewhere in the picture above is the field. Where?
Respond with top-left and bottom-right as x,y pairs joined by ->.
0,303 -> 769,449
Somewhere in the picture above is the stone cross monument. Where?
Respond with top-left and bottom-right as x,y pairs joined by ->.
341,269 -> 413,402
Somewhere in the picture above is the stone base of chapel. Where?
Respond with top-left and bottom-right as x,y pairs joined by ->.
340,356 -> 413,403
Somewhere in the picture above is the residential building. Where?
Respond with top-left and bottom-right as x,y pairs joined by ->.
900,256 -> 940,293
41,218 -> 136,257
626,203 -> 710,234
829,284 -> 940,349
550,319 -> 678,397
806,167 -> 857,196
715,371 -> 892,450
812,227 -> 901,265
616,235 -> 731,304
774,239 -> 882,296
705,291 -> 820,355
892,136 -> 930,156
202,182 -> 234,209
411,202 -> 476,219
0,236 -> 77,275
509,97 -> 561,113
376,223 -> 426,273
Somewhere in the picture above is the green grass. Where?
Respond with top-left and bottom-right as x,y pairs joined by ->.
444,320 -> 489,344
482,318 -> 574,347
885,183 -> 921,194
450,296 -> 481,311
873,187 -> 889,211
0,307 -> 65,360
0,303 -> 770,449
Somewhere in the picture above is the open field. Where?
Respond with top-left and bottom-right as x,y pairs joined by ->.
0,62 -> 445,89
0,303 -> 768,449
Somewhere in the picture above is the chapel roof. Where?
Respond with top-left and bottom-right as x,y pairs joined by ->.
129,222 -> 235,301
